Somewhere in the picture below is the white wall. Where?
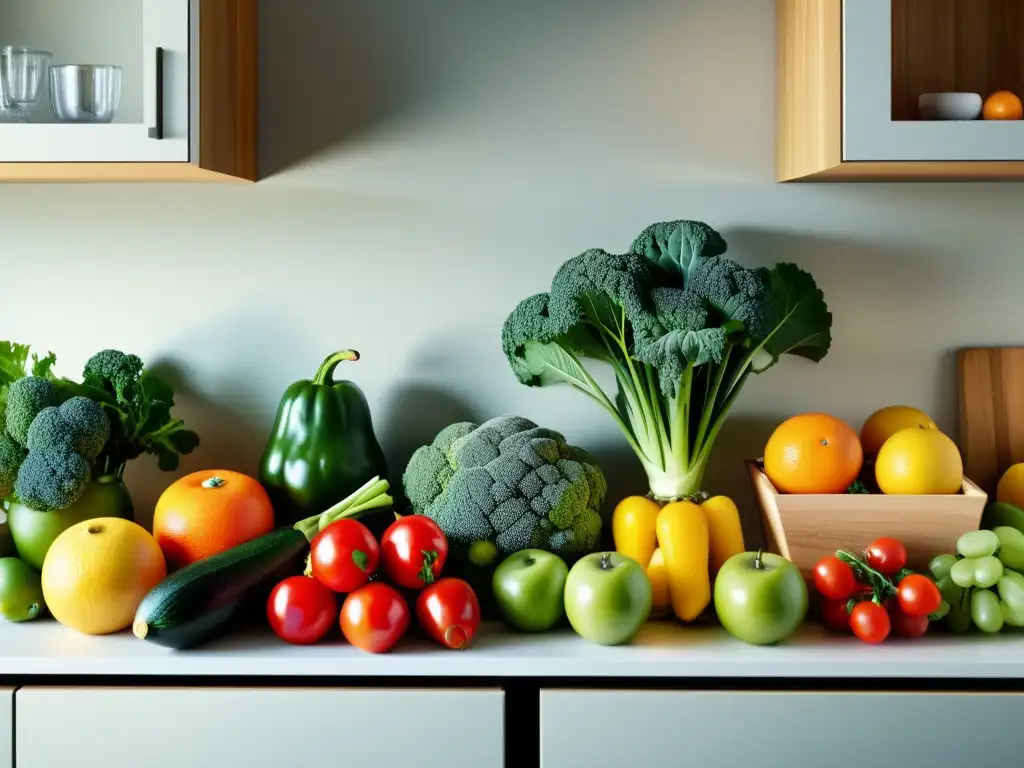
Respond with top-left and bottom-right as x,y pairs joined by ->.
2,0 -> 1022,541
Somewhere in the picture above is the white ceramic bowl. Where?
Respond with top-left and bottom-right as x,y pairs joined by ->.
918,92 -> 982,120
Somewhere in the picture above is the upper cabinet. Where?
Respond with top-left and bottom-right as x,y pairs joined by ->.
0,0 -> 256,182
777,0 -> 1024,182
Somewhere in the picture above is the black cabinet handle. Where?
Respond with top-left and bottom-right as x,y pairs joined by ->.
148,46 -> 164,140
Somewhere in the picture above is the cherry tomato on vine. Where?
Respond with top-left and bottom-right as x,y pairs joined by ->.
340,582 -> 410,654
897,573 -> 942,617
888,600 -> 930,638
380,516 -> 449,589
865,537 -> 907,575
416,578 -> 482,650
813,556 -> 858,600
820,599 -> 852,632
849,601 -> 891,644
310,518 -> 380,593
266,575 -> 337,645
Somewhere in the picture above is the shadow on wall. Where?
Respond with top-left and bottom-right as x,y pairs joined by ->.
258,0 -> 413,177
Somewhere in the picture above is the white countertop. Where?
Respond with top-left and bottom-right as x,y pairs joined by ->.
0,618 -> 1022,679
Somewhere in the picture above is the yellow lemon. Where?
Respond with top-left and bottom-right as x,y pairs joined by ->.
875,427 -> 963,495
997,464 -> 1024,509
860,405 -> 937,456
42,517 -> 167,635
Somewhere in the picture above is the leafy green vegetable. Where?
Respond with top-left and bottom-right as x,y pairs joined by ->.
501,219 -> 832,500
81,350 -> 200,475
0,342 -> 56,423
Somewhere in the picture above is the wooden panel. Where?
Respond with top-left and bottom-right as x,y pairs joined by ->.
776,0 -> 842,181
892,0 -> 1024,121
958,348 -> 1024,495
199,0 -> 258,180
541,690 -> 1024,768
16,687 -> 504,768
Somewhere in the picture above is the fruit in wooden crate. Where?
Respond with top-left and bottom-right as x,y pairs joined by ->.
874,427 -> 963,495
763,413 -> 863,494
859,405 -> 936,457
996,464 -> 1024,510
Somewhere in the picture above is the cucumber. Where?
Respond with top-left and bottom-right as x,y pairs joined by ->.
133,528 -> 309,650
981,501 -> 1024,535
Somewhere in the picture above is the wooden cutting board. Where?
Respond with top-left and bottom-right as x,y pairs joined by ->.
957,347 -> 1024,495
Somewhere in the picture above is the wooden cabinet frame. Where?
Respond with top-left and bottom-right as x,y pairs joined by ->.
0,0 -> 257,183
777,0 -> 1024,182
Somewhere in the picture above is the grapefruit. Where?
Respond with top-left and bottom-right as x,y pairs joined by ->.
41,518 -> 167,635
874,427 -> 963,495
996,464 -> 1024,509
860,405 -> 936,456
763,413 -> 864,494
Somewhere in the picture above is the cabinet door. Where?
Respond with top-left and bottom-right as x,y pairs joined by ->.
0,0 -> 190,162
16,686 -> 504,768
541,690 -> 1024,768
0,687 -> 11,768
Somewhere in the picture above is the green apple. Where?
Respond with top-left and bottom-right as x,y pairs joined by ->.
7,479 -> 133,570
713,550 -> 808,645
564,551 -> 651,645
492,549 -> 569,632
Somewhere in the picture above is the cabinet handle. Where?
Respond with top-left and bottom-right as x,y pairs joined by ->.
148,46 -> 164,140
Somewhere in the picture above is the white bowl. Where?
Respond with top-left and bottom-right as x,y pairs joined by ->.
918,92 -> 982,120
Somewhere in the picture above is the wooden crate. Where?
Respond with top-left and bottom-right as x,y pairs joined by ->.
746,460 -> 987,578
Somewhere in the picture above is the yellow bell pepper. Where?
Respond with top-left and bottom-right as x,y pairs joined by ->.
656,500 -> 710,622
646,548 -> 672,618
612,495 -> 661,569
696,493 -> 745,574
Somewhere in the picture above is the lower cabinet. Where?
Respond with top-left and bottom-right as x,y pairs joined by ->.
15,686 -> 504,768
0,688 -> 10,768
540,690 -> 1024,768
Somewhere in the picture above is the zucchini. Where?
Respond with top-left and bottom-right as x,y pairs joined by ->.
133,528 -> 308,649
133,475 -> 394,650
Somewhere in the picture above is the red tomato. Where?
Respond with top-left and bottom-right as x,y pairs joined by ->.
897,574 -> 942,617
888,601 -> 930,638
266,575 -> 337,645
380,515 -> 448,589
310,518 -> 380,593
849,601 -> 891,644
865,537 -> 907,574
416,578 -> 482,650
340,582 -> 410,653
813,556 -> 858,600
820,599 -> 852,632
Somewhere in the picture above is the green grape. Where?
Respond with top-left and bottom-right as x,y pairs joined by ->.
946,586 -> 972,632
957,529 -> 1000,559
997,570 -> 1024,611
931,600 -> 950,620
929,553 -> 958,581
975,556 -> 1005,588
937,575 -> 954,596
994,526 -> 1024,570
1002,599 -> 1024,628
971,588 -> 1004,633
950,557 -> 979,587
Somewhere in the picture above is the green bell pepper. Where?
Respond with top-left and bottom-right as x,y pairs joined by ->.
259,350 -> 389,526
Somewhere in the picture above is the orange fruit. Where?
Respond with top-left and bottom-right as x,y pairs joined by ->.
875,427 -> 963,495
763,413 -> 863,494
859,405 -> 937,456
42,518 -> 167,635
153,470 -> 275,570
983,91 -> 1023,120
997,464 -> 1024,509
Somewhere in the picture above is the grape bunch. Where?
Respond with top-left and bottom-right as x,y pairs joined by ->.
929,526 -> 1024,634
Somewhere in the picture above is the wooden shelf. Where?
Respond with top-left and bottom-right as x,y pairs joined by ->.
777,0 -> 1024,182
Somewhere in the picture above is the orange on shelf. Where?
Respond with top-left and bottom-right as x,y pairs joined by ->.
982,91 -> 1024,120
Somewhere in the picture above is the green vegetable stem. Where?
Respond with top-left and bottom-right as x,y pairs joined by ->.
501,220 -> 832,501
259,350 -> 389,527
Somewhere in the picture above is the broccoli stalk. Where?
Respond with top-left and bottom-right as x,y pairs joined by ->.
502,220 -> 832,501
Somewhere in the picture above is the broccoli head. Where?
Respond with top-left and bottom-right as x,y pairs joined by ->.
15,397 -> 109,512
0,432 -> 26,500
83,349 -> 144,402
403,415 -> 605,563
5,376 -> 57,447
